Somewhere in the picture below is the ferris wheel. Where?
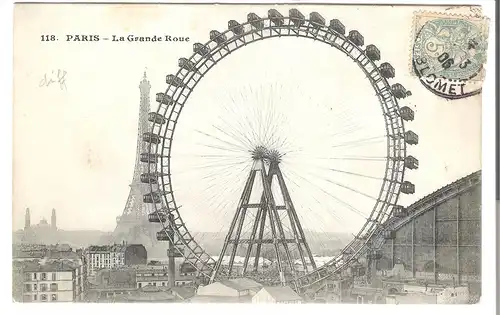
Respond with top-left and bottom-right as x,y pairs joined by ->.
142,8 -> 418,291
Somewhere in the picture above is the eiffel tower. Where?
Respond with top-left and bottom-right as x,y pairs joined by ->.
110,72 -> 167,257
211,147 -> 316,286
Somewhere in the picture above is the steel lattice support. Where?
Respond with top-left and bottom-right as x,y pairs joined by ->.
210,156 -> 316,287
268,161 -> 317,273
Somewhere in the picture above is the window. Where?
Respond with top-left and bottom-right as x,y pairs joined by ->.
25,284 -> 31,292
33,295 -> 37,301
162,282 -> 165,286
24,273 -> 31,281
40,284 -> 47,292
41,273 -> 47,280
50,283 -> 58,291
41,294 -> 47,302
33,273 -> 37,280
51,294 -> 57,301
138,283 -> 142,288
52,273 -> 56,281
33,284 -> 38,291
153,283 -> 156,286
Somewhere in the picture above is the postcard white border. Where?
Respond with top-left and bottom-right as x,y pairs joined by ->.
1,1 -> 496,314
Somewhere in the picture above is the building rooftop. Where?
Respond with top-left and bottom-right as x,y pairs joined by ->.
46,250 -> 81,261
171,286 -> 196,300
94,269 -> 136,288
111,286 -> 175,302
21,260 -> 79,272
88,244 -> 127,253
257,286 -> 303,302
13,245 -> 83,265
228,278 -> 263,290
219,280 -> 243,290
382,171 -> 481,231
13,250 -> 46,259
13,244 -> 47,251
218,277 -> 263,291
47,244 -> 72,251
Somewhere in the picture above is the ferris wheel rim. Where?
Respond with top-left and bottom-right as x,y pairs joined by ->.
145,13 -> 409,287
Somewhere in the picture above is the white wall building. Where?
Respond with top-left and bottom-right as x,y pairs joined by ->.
437,286 -> 470,304
196,278 -> 263,297
85,244 -> 126,278
252,286 -> 303,304
197,282 -> 242,297
136,266 -> 169,289
191,278 -> 263,302
134,262 -> 195,289
21,261 -> 83,302
385,285 -> 470,304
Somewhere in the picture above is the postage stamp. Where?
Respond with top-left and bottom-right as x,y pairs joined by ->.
410,11 -> 490,99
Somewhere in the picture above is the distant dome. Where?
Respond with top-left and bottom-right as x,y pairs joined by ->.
37,218 -> 50,227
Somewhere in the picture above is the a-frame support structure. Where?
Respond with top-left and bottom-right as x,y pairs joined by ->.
210,149 -> 316,286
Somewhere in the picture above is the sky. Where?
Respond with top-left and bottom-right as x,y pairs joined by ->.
13,4 -> 482,233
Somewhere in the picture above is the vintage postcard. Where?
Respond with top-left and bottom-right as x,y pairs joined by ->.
11,2 -> 494,305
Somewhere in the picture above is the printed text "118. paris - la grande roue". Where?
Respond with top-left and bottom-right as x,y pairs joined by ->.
41,34 -> 190,42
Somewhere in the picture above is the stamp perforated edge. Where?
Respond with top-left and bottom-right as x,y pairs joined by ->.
408,8 -> 491,80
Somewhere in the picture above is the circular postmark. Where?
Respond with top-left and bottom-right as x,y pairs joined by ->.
412,17 -> 488,99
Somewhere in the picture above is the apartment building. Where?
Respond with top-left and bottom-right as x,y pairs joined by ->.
19,261 -> 84,302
